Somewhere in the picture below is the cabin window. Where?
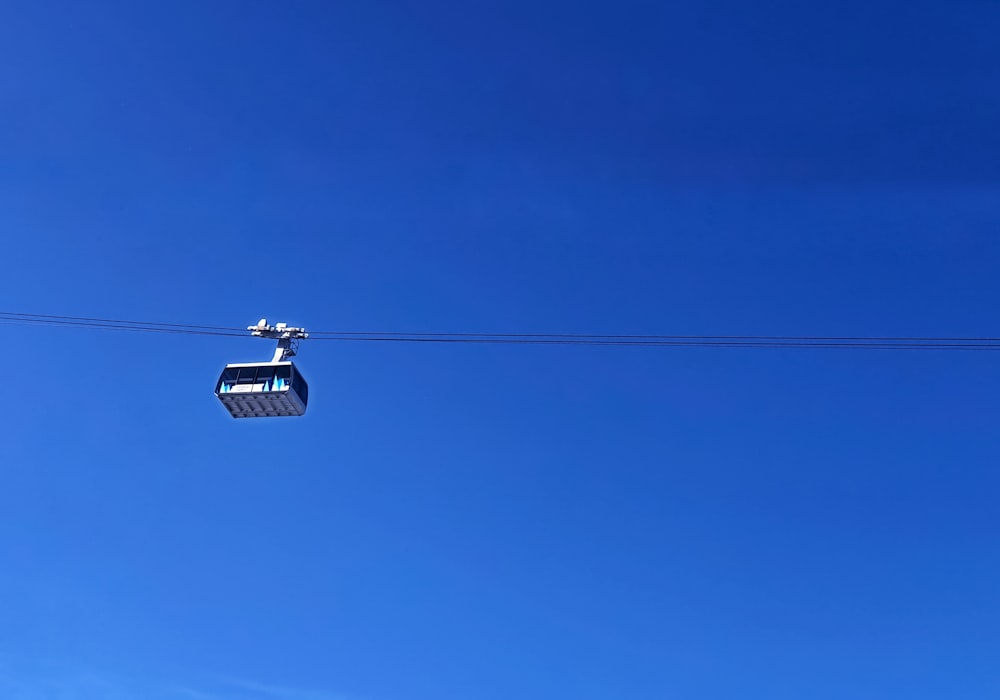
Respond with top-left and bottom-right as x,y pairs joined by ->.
293,368 -> 309,405
217,368 -> 239,393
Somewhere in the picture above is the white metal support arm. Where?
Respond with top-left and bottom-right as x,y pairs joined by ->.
248,319 -> 309,362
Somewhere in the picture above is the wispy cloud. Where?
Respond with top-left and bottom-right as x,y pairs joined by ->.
0,655 -> 355,700
215,677 -> 354,700
171,687 -> 238,700
0,668 -> 142,700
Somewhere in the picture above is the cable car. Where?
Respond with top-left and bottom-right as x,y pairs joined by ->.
216,320 -> 310,418
216,361 -> 309,418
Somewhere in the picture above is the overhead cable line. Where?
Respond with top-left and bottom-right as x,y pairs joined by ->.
2,311 -> 1000,350
0,311 -> 245,332
307,336 -> 1000,350
0,312 -> 245,337
308,330 -> 1000,343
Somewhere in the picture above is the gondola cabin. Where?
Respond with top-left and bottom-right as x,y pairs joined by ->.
215,361 -> 309,418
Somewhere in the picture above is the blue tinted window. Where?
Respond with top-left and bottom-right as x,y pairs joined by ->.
217,367 -> 239,393
293,367 -> 309,406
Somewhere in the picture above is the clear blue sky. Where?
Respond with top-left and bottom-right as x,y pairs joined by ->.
2,2 -> 999,699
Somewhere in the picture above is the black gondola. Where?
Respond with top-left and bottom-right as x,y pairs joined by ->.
215,361 -> 309,418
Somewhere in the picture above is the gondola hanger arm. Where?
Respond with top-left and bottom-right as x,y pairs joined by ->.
248,319 -> 309,362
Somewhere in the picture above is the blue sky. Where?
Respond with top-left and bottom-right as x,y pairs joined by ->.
1,2 -> 1000,699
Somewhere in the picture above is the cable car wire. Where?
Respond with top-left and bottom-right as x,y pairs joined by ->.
308,330 -> 1000,342
0,311 -> 245,333
0,313 -> 245,337
3,310 -> 1000,350
308,336 -> 1000,350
